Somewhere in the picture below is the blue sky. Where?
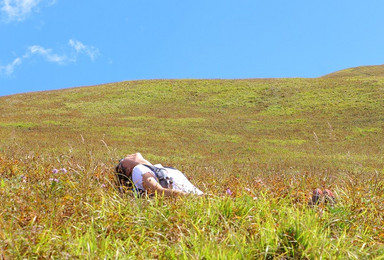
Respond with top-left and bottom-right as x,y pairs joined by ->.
1,0 -> 384,96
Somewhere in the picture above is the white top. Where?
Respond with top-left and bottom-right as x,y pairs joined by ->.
131,164 -> 203,195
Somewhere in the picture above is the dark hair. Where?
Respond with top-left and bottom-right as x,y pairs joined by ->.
115,159 -> 133,192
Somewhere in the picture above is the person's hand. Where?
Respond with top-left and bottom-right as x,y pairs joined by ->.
142,172 -> 187,197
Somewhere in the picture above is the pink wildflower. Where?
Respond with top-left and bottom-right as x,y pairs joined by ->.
226,188 -> 233,195
61,168 -> 67,173
49,178 -> 59,183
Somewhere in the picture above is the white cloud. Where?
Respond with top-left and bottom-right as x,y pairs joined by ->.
69,39 -> 100,61
1,0 -> 55,22
25,45 -> 71,64
0,57 -> 22,75
0,39 -> 100,76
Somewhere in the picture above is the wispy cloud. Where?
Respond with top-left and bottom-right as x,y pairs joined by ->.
24,45 -> 71,64
0,0 -> 55,22
69,39 -> 99,61
0,39 -> 100,76
0,57 -> 22,76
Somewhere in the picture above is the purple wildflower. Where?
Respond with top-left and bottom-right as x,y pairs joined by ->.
61,168 -> 67,173
52,169 -> 59,174
49,178 -> 59,183
226,188 -> 233,195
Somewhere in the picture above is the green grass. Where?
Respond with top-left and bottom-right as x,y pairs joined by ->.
323,64 -> 384,78
1,73 -> 384,258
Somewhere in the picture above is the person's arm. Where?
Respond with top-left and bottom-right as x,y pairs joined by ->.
141,172 -> 187,197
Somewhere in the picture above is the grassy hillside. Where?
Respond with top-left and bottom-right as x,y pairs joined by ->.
323,64 -> 384,78
1,76 -> 384,258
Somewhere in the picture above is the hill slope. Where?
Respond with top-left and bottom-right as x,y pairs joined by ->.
1,77 -> 384,258
1,77 -> 383,167
322,64 -> 384,78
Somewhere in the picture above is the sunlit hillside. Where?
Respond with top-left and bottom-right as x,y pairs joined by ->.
0,69 -> 383,258
323,64 -> 384,78
1,76 -> 383,171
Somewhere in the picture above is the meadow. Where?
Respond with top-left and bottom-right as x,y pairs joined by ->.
0,70 -> 384,258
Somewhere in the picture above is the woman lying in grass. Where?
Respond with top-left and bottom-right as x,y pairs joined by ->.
115,153 -> 203,197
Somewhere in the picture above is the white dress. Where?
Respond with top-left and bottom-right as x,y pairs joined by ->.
131,164 -> 203,195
